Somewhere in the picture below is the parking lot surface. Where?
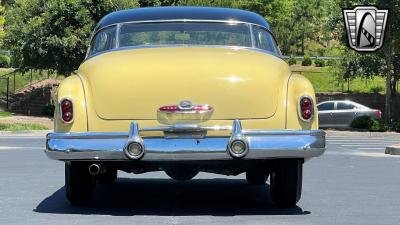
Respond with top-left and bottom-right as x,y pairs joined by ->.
0,131 -> 399,225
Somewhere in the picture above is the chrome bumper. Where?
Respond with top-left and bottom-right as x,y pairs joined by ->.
45,120 -> 326,161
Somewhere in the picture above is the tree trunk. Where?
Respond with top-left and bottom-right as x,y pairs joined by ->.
301,33 -> 304,55
385,47 -> 392,124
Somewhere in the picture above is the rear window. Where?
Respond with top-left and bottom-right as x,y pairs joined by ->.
317,102 -> 334,111
88,26 -> 117,56
337,102 -> 355,110
119,22 -> 252,48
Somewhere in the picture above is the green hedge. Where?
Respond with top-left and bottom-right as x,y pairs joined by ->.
368,118 -> 388,132
301,56 -> 312,66
350,116 -> 371,129
314,59 -> 326,67
288,56 -> 297,65
350,116 -> 388,132
0,55 -> 11,68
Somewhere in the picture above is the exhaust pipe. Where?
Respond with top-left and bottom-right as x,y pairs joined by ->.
88,163 -> 101,175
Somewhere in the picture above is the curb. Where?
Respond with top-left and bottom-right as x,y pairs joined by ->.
325,130 -> 400,137
385,145 -> 400,155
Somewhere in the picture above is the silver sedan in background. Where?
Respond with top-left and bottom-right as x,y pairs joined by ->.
317,100 -> 382,128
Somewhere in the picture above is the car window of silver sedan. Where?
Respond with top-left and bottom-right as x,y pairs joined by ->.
337,102 -> 356,110
317,102 -> 334,111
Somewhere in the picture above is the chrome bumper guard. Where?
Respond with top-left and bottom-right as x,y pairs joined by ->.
45,120 -> 326,161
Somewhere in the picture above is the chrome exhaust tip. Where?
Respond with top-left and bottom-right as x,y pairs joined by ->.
88,163 -> 101,175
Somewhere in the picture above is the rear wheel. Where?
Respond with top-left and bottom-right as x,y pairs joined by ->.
97,169 -> 118,184
270,159 -> 303,207
65,162 -> 96,205
246,169 -> 269,185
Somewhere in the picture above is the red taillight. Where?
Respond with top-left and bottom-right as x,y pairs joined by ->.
375,110 -> 382,118
159,106 -> 179,111
300,97 -> 314,120
193,105 -> 213,111
60,99 -> 73,122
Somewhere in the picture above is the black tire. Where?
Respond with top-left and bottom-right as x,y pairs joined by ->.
97,169 -> 118,184
270,159 -> 303,207
65,162 -> 96,205
246,169 -> 269,185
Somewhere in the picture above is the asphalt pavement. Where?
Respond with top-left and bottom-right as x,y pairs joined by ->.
0,131 -> 400,225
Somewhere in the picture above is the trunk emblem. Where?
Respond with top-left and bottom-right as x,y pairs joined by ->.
179,100 -> 193,110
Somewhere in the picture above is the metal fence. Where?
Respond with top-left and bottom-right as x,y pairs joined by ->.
0,69 -> 57,109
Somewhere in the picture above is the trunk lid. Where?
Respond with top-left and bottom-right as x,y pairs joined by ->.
81,47 -> 289,120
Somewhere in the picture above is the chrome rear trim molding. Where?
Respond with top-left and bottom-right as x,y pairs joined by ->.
45,120 -> 326,161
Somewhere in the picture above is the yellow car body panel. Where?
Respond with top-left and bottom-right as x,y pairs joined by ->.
54,47 -> 317,135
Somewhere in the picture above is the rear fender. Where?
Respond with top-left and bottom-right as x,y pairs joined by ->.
54,75 -> 88,132
286,73 -> 318,130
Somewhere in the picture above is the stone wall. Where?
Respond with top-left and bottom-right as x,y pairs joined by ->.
316,92 -> 400,119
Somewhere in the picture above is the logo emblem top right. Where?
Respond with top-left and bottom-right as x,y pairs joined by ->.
343,6 -> 388,52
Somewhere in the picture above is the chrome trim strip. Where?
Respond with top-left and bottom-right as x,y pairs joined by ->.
115,23 -> 121,48
249,24 -> 256,48
45,120 -> 326,161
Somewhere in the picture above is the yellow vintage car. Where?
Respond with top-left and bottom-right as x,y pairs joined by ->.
45,7 -> 326,206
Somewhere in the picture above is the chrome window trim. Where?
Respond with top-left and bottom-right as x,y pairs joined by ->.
85,19 -> 281,60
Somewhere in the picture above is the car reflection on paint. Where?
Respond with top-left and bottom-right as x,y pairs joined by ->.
317,100 -> 382,128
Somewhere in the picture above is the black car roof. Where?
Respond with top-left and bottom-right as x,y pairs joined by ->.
97,7 -> 270,31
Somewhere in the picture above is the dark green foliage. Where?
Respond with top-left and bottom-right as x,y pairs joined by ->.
288,56 -> 296,65
0,54 -> 10,67
301,56 -> 312,66
370,86 -> 384,94
392,119 -> 400,132
350,116 -> 371,129
4,0 -> 139,75
314,59 -> 325,67
326,59 -> 336,66
368,118 -> 388,132
351,116 -> 389,132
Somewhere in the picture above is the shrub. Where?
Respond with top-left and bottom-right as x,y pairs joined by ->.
326,59 -> 337,66
288,56 -> 297,65
392,119 -> 400,132
370,86 -> 384,94
350,116 -> 371,129
0,54 -> 11,68
368,118 -> 388,132
314,59 -> 326,67
301,56 -> 312,66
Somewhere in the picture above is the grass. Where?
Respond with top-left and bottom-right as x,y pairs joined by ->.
0,123 -> 48,131
292,66 -> 388,93
0,111 -> 12,117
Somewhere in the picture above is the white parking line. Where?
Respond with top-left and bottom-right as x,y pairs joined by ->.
357,147 -> 385,150
340,144 -> 388,147
0,136 -> 44,139
0,146 -> 43,150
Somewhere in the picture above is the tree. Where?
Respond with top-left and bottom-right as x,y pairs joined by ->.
4,0 -> 139,74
